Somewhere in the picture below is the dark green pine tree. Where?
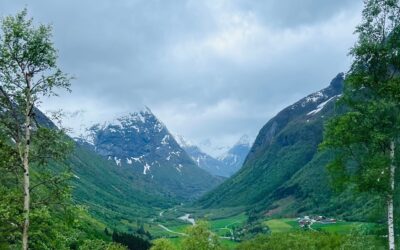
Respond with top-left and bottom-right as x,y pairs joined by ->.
321,1 -> 400,249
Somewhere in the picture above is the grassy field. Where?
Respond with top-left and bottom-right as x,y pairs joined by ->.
264,218 -> 298,233
311,221 -> 376,233
264,218 -> 377,234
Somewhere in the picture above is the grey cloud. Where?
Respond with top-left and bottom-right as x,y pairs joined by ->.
232,0 -> 360,28
0,0 -> 363,153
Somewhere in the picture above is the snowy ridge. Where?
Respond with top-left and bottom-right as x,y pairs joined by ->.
173,134 -> 194,148
307,96 -> 338,116
76,106 -> 199,176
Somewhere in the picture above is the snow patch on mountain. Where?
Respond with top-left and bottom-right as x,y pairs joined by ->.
161,135 -> 170,145
303,91 -> 325,105
176,164 -> 183,173
114,157 -> 121,166
143,163 -> 151,175
307,96 -> 337,116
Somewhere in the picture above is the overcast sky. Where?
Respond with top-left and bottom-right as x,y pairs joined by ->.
0,0 -> 363,156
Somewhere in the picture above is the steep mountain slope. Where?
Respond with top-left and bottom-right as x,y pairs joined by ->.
197,74 -> 377,220
83,107 -> 222,200
217,135 -> 251,177
67,144 -> 175,228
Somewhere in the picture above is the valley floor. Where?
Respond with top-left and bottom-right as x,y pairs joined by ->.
139,205 -> 381,249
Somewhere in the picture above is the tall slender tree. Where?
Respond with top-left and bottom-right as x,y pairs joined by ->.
321,1 -> 400,249
0,10 -> 71,249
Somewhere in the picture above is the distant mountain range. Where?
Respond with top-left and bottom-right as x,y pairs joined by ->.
174,134 -> 251,177
197,73 -> 376,221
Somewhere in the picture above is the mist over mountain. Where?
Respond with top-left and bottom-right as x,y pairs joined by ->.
174,134 -> 251,177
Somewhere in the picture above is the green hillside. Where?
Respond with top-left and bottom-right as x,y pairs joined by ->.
196,74 -> 381,221
61,144 -> 177,231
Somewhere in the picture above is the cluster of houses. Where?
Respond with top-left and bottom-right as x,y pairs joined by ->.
297,215 -> 337,229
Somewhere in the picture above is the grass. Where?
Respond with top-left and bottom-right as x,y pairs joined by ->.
264,218 -> 297,233
312,221 -> 376,233
264,218 -> 378,234
209,213 -> 247,230
168,224 -> 189,233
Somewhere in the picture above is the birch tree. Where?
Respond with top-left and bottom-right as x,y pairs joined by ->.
0,10 -> 71,249
321,1 -> 400,249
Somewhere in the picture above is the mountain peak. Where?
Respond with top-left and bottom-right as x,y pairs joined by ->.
235,135 -> 251,146
101,106 -> 165,132
330,72 -> 344,90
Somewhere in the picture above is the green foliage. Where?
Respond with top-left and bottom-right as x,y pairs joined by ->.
320,1 -> 400,248
79,239 -> 127,250
0,134 -> 22,247
150,238 -> 177,250
236,232 -> 385,250
181,221 -> 226,250
321,0 -> 400,199
322,0 -> 400,205
321,101 -> 399,195
0,8 -> 70,103
112,230 -> 152,250
68,144 -> 176,231
31,128 -> 74,165
0,10 -> 124,249
348,0 -> 400,102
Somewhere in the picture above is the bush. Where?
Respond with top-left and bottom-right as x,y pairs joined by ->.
181,221 -> 226,250
150,238 -> 177,250
80,239 -> 127,250
236,232 -> 385,250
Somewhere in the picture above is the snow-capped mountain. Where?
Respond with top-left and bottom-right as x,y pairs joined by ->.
174,134 -> 251,177
217,135 -> 252,176
78,107 -> 221,200
197,139 -> 231,158
174,134 -> 227,176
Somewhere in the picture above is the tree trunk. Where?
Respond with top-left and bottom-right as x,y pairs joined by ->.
388,140 -> 395,250
22,84 -> 31,250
